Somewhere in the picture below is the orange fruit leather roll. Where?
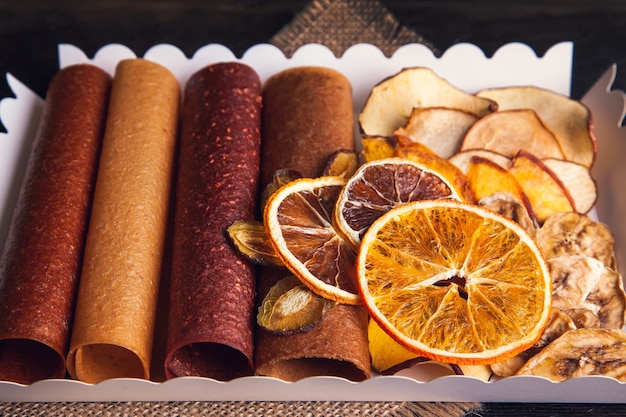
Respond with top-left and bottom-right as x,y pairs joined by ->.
66,59 -> 180,383
254,66 -> 371,381
164,62 -> 262,380
0,64 -> 110,384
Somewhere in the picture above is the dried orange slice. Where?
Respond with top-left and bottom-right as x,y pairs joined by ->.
334,157 -> 464,249
357,199 -> 552,365
264,176 -> 360,305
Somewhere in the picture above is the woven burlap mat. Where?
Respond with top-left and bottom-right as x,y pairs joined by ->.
270,0 -> 438,56
0,400 -> 482,416
0,1 -> 483,415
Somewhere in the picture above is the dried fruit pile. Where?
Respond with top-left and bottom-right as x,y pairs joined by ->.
228,67 -> 626,382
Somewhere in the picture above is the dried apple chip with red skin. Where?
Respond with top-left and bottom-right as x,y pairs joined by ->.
393,107 -> 479,159
359,67 -> 496,137
448,149 -> 511,175
461,109 -> 565,160
476,86 -> 596,168
541,158 -> 597,214
508,150 -> 575,224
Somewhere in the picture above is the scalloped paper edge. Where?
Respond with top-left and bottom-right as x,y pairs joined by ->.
1,375 -> 625,403
3,41 -> 626,403
57,41 -> 574,112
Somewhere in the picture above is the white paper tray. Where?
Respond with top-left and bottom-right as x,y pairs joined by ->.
1,42 -> 625,403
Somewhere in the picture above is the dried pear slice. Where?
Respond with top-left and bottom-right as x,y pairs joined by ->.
461,109 -> 566,160
227,220 -> 284,267
257,275 -> 334,335
516,328 -> 626,381
359,67 -> 496,137
536,212 -> 616,267
393,107 -> 478,158
541,158 -> 597,214
323,149 -> 360,178
477,86 -> 596,168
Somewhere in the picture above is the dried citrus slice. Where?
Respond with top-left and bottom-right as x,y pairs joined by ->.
264,176 -> 360,305
357,199 -> 552,365
334,157 -> 464,249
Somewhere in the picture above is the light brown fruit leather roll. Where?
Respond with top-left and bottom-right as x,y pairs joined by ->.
66,59 -> 180,383
0,64 -> 110,384
255,66 -> 371,382
165,62 -> 262,380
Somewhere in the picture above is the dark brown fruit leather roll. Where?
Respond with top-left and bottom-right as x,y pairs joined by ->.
255,66 -> 371,382
165,62 -> 262,380
0,64 -> 111,384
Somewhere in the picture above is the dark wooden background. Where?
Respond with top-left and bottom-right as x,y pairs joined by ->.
1,0 -> 626,415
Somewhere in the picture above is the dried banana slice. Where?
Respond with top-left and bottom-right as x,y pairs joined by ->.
492,255 -> 626,378
549,255 -> 626,329
536,212 -> 616,268
478,192 -> 538,237
516,328 -> 626,381
491,309 -> 576,377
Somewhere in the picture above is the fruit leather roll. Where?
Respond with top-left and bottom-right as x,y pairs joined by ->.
164,62 -> 262,380
0,64 -> 110,384
66,59 -> 180,383
255,66 -> 371,381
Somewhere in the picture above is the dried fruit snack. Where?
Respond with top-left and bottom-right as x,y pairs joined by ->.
0,64 -> 110,384
254,66 -> 370,382
165,62 -> 262,380
357,199 -> 552,365
334,157 -> 464,249
67,59 -> 180,383
264,176 -> 359,305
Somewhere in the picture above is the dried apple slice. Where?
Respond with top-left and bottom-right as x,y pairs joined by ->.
508,150 -> 575,223
393,107 -> 479,158
476,86 -> 596,168
541,158 -> 597,214
466,156 -> 532,214
448,149 -> 511,174
461,109 -> 566,160
359,67 -> 496,137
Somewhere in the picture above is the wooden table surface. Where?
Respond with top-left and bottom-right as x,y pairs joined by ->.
1,0 -> 626,415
